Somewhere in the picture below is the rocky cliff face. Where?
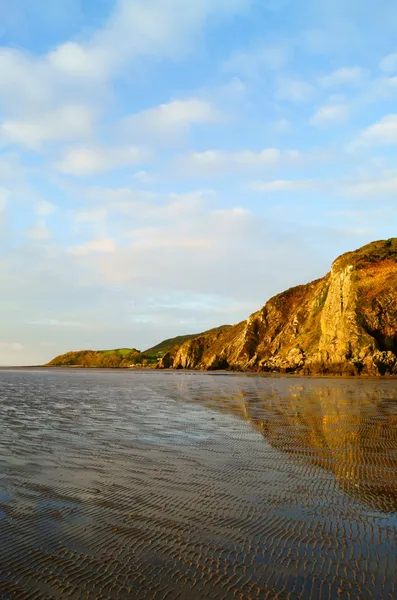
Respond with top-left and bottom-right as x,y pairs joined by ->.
160,239 -> 397,375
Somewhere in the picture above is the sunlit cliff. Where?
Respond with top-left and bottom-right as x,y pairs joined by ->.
161,239 -> 397,375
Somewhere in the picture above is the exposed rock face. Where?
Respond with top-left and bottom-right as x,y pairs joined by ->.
160,239 -> 397,375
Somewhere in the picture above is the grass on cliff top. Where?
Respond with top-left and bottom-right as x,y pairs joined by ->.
47,326 -> 232,367
100,348 -> 135,356
47,348 -> 142,367
335,238 -> 397,270
143,325 -> 231,358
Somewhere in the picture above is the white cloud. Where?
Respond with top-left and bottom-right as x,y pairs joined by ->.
55,145 -> 149,176
130,228 -> 212,250
82,0 -> 250,76
0,0 -> 251,154
0,104 -> 95,149
131,170 -> 153,184
47,42 -> 109,82
310,103 -> 349,127
61,184 -> 336,319
319,66 -> 368,87
35,200 -> 56,216
382,76 -> 397,90
101,0 -> 250,66
212,207 -> 251,216
0,0 -> 251,108
0,154 -> 26,189
68,238 -> 117,256
84,187 -> 157,210
0,48 -> 54,114
75,189 -> 215,235
276,76 -> 315,102
344,177 -> 397,196
26,219 -> 51,240
74,207 -> 109,226
0,188 -> 9,212
124,98 -> 219,142
379,53 -> 397,74
0,342 -> 24,352
27,318 -> 95,329
71,205 -> 109,238
223,44 -> 289,77
299,28 -> 333,55
352,114 -> 397,148
354,74 -> 397,105
273,118 -> 292,133
176,148 -> 303,176
250,179 -> 317,192
0,176 -> 365,366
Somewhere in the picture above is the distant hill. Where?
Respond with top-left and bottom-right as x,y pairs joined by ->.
46,348 -> 142,368
46,326 -> 232,368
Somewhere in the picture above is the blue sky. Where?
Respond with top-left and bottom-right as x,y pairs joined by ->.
0,0 -> 397,364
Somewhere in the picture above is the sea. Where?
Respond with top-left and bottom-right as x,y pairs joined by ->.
0,368 -> 396,599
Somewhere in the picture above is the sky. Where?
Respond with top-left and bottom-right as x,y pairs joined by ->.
0,0 -> 397,365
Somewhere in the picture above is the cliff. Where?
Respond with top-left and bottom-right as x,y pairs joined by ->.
160,239 -> 397,375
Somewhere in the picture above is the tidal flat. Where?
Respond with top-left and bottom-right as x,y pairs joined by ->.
0,369 -> 396,599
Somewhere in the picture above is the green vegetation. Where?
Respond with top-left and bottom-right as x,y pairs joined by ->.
101,348 -> 134,356
312,281 -> 330,316
46,326 -> 232,368
336,238 -> 397,270
143,325 -> 231,359
46,348 -> 144,368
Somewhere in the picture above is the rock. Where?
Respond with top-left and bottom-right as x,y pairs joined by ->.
164,239 -> 397,375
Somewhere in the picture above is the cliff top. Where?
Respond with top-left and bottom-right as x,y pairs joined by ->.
144,325 -> 231,358
333,238 -> 397,271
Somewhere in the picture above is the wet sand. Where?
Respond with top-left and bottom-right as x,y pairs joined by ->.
0,369 -> 396,599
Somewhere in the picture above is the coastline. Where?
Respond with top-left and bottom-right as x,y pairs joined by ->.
2,365 -> 397,378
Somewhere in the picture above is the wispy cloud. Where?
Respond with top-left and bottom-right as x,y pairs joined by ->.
276,76 -> 316,102
27,318 -> 101,330
250,179 -> 317,192
223,44 -> 290,77
68,238 -> 117,256
123,98 -> 220,143
273,118 -> 292,133
344,177 -> 397,196
35,200 -> 56,216
176,148 -> 303,176
319,66 -> 368,87
0,104 -> 95,149
310,102 -> 349,127
379,53 -> 397,74
0,342 -> 23,352
55,145 -> 149,176
26,219 -> 51,240
350,114 -> 397,149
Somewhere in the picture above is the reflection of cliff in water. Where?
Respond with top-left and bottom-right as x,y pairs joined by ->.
175,377 -> 397,513
254,395 -> 397,513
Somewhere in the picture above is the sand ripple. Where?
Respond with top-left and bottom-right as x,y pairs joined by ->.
0,370 -> 396,599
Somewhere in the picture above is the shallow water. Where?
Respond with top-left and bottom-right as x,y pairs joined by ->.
0,369 -> 396,599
